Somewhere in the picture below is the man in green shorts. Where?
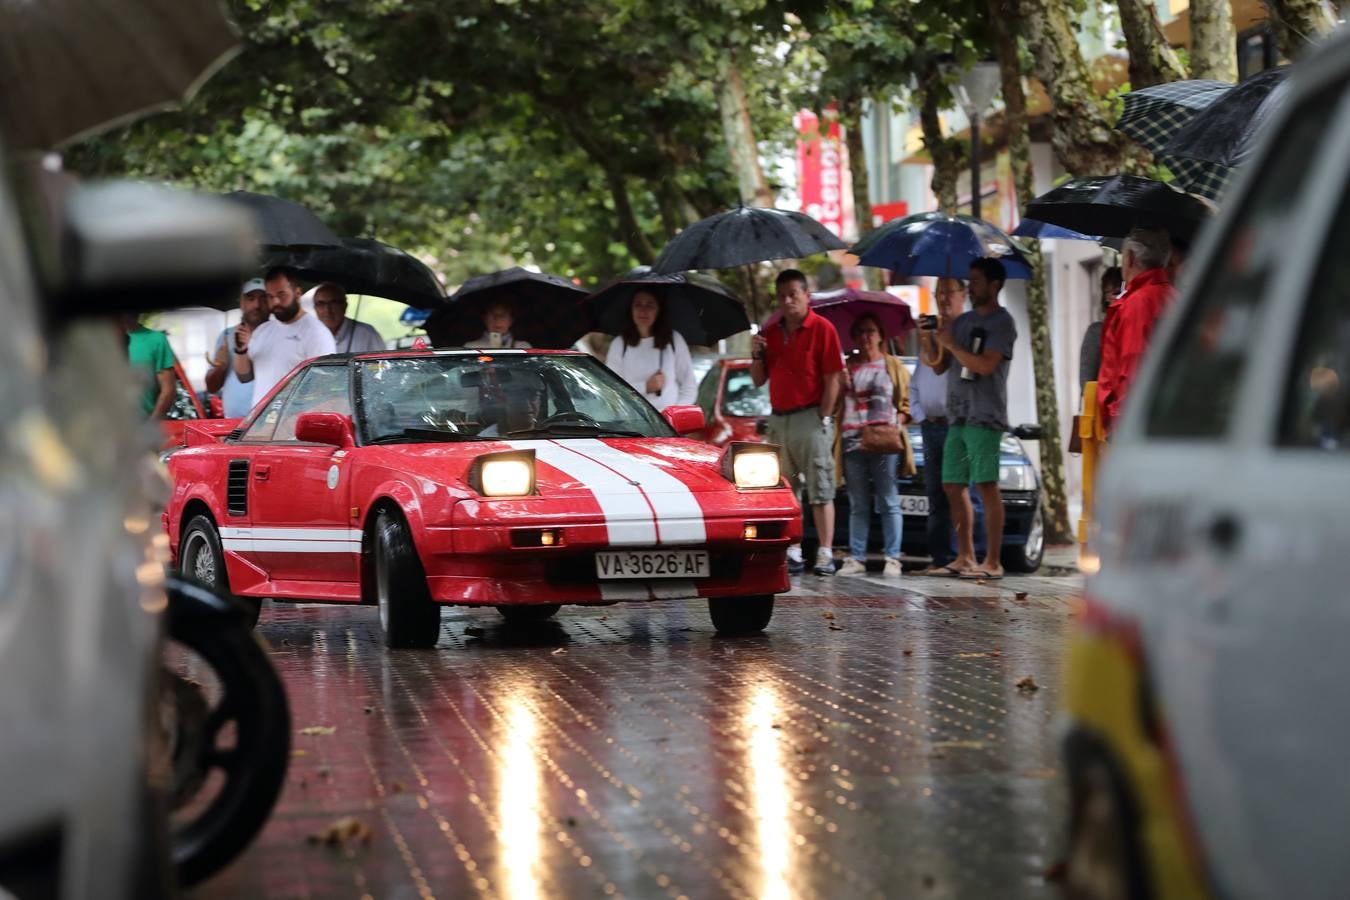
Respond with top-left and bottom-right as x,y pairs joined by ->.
933,258 -> 1017,579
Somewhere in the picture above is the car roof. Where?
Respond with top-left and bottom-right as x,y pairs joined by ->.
311,348 -> 589,365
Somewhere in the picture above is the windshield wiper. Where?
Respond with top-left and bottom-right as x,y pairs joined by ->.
367,428 -> 478,444
506,424 -> 645,438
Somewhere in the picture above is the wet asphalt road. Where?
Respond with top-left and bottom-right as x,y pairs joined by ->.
192,558 -> 1079,900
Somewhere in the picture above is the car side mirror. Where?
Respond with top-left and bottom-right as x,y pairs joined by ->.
47,180 -> 257,317
662,405 -> 706,435
295,412 -> 354,448
1012,423 -> 1042,441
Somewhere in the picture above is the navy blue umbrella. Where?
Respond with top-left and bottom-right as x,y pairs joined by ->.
850,212 -> 1033,279
1012,218 -> 1098,241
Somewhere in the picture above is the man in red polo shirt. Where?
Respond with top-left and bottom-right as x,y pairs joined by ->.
752,269 -> 845,575
1099,226 -> 1176,435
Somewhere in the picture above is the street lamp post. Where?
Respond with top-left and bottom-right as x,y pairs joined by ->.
951,60 -> 1002,221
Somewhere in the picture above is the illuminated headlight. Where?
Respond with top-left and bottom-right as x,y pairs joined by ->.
732,448 -> 780,489
998,463 -> 1036,491
473,450 -> 536,497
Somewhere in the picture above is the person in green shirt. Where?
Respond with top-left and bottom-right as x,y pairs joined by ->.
119,314 -> 176,418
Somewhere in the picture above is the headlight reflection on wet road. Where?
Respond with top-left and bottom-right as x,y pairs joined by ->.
498,688 -> 544,900
746,683 -> 792,900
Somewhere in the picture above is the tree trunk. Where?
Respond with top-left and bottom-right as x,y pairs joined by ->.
991,0 -> 1072,544
716,54 -> 774,208
1116,0 -> 1187,87
918,65 -> 964,215
558,114 -> 658,263
1261,0 -> 1336,59
1189,0 -> 1238,82
1019,0 -> 1140,175
839,96 -> 874,238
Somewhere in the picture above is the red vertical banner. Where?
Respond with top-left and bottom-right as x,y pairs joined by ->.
795,107 -> 847,239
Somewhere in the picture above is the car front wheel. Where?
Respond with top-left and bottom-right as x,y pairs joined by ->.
708,595 -> 774,636
372,509 -> 441,649
1065,739 -> 1147,900
1002,505 -> 1045,574
180,514 -> 260,628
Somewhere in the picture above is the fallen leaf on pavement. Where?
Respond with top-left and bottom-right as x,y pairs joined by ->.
300,726 -> 336,736
292,749 -> 308,757
822,611 -> 836,619
1016,676 -> 1040,693
1015,591 -> 1029,600
551,648 -> 567,655
827,624 -> 844,631
392,782 -> 406,794
903,648 -> 913,656
308,816 -> 372,847
363,706 -> 376,715
885,614 -> 897,619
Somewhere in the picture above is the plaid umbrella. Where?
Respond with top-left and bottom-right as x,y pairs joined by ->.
1116,79 -> 1233,154
1159,157 -> 1232,201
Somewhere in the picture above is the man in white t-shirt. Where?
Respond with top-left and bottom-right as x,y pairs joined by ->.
233,267 -> 337,405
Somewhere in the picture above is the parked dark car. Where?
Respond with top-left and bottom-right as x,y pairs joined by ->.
694,356 -> 1045,572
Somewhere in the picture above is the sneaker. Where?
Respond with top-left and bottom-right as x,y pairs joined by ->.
813,549 -> 836,576
836,558 -> 867,576
883,557 -> 902,577
786,546 -> 805,575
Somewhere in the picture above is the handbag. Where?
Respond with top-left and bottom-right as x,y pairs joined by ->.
860,422 -> 903,454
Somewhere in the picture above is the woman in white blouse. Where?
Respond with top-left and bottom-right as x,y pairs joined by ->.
605,289 -> 696,410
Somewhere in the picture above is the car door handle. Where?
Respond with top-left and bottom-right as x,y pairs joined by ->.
253,465 -> 271,481
1208,514 -> 1241,553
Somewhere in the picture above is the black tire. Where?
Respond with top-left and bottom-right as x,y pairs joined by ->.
1064,733 -> 1150,900
165,578 -> 290,888
1002,505 -> 1045,574
372,509 -> 442,648
180,514 -> 260,628
708,595 -> 774,636
496,604 -> 561,624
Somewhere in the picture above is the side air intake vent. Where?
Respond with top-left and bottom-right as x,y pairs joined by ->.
227,459 -> 249,516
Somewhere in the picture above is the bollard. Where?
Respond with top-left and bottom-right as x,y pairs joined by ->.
1078,382 -> 1104,564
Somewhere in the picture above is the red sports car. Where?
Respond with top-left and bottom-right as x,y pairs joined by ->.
163,349 -> 800,647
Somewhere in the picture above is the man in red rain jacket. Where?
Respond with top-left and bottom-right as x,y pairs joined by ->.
1098,226 -> 1176,435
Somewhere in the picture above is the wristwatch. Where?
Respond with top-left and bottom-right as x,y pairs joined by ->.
820,415 -> 835,427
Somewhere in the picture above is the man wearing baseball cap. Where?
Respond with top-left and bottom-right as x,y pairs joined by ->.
205,278 -> 269,418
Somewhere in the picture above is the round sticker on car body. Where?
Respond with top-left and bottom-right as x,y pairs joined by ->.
327,465 -> 340,490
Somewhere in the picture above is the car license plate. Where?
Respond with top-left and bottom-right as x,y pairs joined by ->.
595,550 -> 710,579
900,495 -> 930,516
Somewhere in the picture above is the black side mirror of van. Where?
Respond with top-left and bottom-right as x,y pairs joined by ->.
1012,423 -> 1042,441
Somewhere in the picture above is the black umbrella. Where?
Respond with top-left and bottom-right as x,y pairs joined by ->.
222,191 -> 340,249
267,238 -> 446,307
1024,175 -> 1214,243
1116,78 -> 1234,155
651,206 -> 848,273
585,273 -> 750,346
424,267 -> 589,349
1163,66 -> 1290,168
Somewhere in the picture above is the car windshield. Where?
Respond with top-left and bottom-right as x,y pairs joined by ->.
356,353 -> 675,443
722,367 -> 771,417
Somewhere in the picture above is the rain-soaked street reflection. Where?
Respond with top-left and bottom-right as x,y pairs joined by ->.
193,571 -> 1077,899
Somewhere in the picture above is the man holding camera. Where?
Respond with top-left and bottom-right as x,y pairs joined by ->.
933,258 -> 1017,580
913,277 -> 965,573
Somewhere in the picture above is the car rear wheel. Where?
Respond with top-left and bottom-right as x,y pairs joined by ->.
373,509 -> 441,649
1002,505 -> 1045,574
1065,743 -> 1148,900
180,514 -> 260,628
708,595 -> 774,636
496,604 -> 560,624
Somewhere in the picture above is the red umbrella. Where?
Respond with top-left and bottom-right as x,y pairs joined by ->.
763,288 -> 915,354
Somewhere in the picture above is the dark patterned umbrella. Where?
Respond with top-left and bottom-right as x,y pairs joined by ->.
222,191 -> 340,249
1163,66 -> 1289,168
424,267 -> 589,349
1115,79 -> 1234,155
1024,175 -> 1213,243
585,273 -> 749,346
651,206 -> 848,272
850,212 -> 1033,279
268,238 -> 445,307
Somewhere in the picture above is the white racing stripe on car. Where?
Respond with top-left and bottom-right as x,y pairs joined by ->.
568,439 -> 708,545
218,526 -> 363,554
507,440 -> 657,545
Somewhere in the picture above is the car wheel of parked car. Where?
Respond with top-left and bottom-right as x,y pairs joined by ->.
708,595 -> 774,636
373,509 -> 441,649
496,604 -> 560,624
179,514 -> 260,628
1002,505 -> 1045,574
165,578 -> 290,888
1065,745 -> 1148,900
